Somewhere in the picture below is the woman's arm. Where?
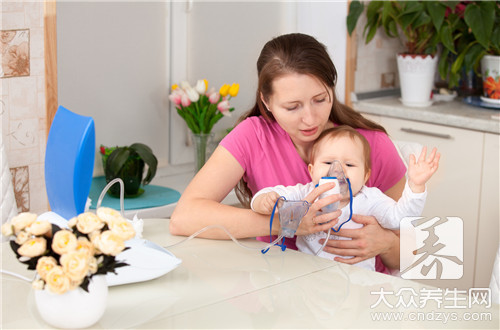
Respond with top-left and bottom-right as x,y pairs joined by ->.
170,146 -> 275,238
384,176 -> 405,201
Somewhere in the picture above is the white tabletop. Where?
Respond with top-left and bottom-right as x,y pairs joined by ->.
2,218 -> 498,329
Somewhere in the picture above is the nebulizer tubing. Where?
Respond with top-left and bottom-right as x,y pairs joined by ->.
96,178 -> 125,218
164,224 -> 286,253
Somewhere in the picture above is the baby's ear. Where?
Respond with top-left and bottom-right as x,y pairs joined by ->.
364,169 -> 371,183
307,163 -> 314,178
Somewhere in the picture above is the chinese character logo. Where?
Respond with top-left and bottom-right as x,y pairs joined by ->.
400,216 -> 463,280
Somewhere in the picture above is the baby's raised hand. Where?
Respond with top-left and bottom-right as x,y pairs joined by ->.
253,191 -> 281,215
408,146 -> 440,193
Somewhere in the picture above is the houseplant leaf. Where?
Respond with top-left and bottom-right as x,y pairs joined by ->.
106,148 -> 131,178
347,0 -> 364,35
130,143 -> 157,185
464,2 -> 495,50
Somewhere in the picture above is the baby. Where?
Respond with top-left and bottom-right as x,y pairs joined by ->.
251,125 -> 440,271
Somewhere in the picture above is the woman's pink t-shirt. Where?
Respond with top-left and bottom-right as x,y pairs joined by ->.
219,116 -> 406,271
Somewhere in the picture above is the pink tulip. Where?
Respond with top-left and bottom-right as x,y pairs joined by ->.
208,91 -> 220,104
181,93 -> 191,107
217,100 -> 231,116
168,91 -> 182,105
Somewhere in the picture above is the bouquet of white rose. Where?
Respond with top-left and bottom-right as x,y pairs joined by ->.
1,207 -> 135,294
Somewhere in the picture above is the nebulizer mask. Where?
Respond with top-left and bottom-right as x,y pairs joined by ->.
314,160 -> 353,255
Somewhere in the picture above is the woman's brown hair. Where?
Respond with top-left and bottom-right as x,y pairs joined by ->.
235,33 -> 386,207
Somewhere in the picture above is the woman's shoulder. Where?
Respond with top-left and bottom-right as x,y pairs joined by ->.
355,128 -> 394,151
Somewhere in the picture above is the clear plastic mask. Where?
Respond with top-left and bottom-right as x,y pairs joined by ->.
324,160 -> 349,198
278,199 -> 310,238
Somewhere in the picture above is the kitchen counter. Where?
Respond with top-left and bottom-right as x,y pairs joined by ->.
353,96 -> 500,134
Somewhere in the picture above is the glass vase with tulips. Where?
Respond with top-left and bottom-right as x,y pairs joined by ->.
169,79 -> 239,171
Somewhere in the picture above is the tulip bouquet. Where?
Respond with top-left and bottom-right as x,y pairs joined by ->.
1,208 -> 135,294
168,79 -> 239,134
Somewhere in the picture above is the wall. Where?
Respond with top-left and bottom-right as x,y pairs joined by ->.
57,1 -> 169,175
353,11 -> 405,93
1,1 -> 48,216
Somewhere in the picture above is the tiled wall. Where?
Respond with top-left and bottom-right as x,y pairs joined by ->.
353,12 -> 406,93
1,1 -> 48,215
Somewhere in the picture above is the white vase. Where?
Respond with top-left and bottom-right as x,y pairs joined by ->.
397,54 -> 438,107
480,55 -> 500,104
34,275 -> 108,329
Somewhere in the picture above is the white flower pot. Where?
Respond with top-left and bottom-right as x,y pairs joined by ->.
480,55 -> 500,104
397,54 -> 438,107
34,275 -> 108,329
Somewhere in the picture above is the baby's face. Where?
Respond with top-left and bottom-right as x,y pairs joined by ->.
308,135 -> 369,197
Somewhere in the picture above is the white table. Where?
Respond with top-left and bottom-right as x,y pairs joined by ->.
2,219 -> 498,329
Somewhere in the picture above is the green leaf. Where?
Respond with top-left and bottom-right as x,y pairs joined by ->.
464,2 -> 495,50
365,16 -> 379,44
440,24 -> 455,53
451,41 -> 476,74
130,143 -> 157,185
106,148 -> 131,178
366,0 -> 383,20
463,43 -> 486,71
438,47 -> 450,80
346,0 -> 364,36
427,1 -> 445,31
207,113 -> 223,133
411,11 -> 431,30
491,25 -> 500,55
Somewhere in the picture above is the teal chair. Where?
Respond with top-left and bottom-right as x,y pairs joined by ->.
45,106 -> 95,220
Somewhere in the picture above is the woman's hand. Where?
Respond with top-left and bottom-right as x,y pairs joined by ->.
318,214 -> 400,267
295,182 -> 342,236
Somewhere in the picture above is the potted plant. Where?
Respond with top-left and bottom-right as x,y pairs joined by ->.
100,143 -> 158,197
439,1 -> 500,101
1,209 -> 135,328
347,0 -> 451,107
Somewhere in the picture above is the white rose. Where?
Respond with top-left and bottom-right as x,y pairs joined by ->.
67,217 -> 77,228
75,237 -> 94,258
52,230 -> 77,255
1,222 -> 13,237
60,251 -> 90,282
45,266 -> 71,294
76,212 -> 105,234
32,279 -> 45,290
26,220 -> 51,236
11,212 -> 37,233
95,230 -> 125,256
96,207 -> 123,225
108,219 -> 135,241
14,230 -> 30,245
18,237 -> 46,258
36,256 -> 58,280
89,256 -> 98,274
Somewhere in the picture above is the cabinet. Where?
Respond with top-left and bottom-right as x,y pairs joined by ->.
362,113 -> 499,290
475,133 -> 500,287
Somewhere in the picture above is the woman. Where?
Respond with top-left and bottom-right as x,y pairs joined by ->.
170,33 -> 406,271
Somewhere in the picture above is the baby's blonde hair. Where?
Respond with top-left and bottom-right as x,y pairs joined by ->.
309,125 -> 371,174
